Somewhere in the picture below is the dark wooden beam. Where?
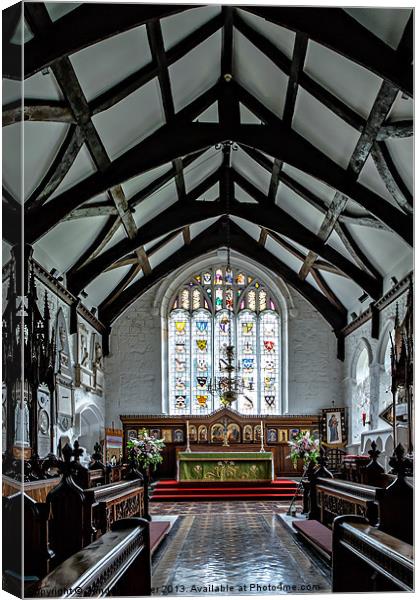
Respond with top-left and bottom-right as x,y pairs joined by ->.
371,141 -> 413,214
2,198 -> 21,246
299,78 -> 402,280
66,205 -> 119,221
68,193 -> 381,300
99,219 -> 346,331
27,118 -> 412,244
234,10 -> 364,132
3,99 -> 75,127
6,4 -> 199,79
25,125 -> 84,211
377,120 -> 413,141
90,12 -> 223,116
241,145 -> 388,231
334,221 -> 382,281
370,301 -> 380,340
310,269 -> 347,314
240,6 -> 412,96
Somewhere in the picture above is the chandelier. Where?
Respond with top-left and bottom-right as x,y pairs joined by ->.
211,141 -> 242,407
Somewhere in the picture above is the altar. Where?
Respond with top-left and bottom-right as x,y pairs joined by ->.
177,451 -> 274,482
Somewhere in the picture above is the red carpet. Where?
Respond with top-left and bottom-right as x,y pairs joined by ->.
150,520 -> 171,553
151,478 -> 300,501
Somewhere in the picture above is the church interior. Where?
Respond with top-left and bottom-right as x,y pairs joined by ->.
2,2 -> 414,597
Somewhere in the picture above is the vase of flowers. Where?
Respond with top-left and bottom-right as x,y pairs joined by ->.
126,429 -> 165,521
287,431 -> 320,470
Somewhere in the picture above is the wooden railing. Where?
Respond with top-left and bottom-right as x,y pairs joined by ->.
34,518 -> 151,598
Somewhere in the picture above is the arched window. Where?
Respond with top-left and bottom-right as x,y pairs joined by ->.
168,266 -> 281,415
352,347 -> 371,442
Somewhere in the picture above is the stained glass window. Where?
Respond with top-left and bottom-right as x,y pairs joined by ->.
168,267 -> 281,414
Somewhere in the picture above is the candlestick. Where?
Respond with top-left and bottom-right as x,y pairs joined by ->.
185,420 -> 191,452
260,419 -> 265,453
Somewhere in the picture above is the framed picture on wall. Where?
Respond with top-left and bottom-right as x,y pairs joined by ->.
162,429 -> 173,443
321,407 -> 347,448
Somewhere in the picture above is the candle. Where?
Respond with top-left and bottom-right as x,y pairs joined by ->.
186,420 -> 189,438
261,420 -> 264,441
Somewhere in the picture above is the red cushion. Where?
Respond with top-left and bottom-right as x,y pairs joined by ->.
293,519 -> 332,555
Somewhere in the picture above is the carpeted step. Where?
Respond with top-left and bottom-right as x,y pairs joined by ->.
152,492 -> 300,501
149,521 -> 171,554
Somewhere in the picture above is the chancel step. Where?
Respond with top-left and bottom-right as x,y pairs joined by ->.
151,478 -> 301,501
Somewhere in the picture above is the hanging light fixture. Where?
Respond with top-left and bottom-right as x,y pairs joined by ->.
215,141 -> 242,407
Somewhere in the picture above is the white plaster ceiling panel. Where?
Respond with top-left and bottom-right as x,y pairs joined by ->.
385,137 -> 413,195
124,268 -> 144,291
196,102 -> 219,123
232,147 -> 271,195
281,163 -> 336,207
388,92 -> 413,121
144,233 -> 172,252
92,78 -> 165,160
357,154 -> 401,209
275,182 -> 325,232
230,216 -> 261,242
2,78 -> 22,105
121,162 -> 172,201
239,103 -> 262,124
184,147 -> 222,194
83,192 -> 110,207
45,2 -> 82,22
236,9 -> 296,60
318,270 -> 362,309
36,216 -> 109,274
233,30 -> 288,120
293,87 -> 360,169
265,236 -> 302,274
161,6 -> 221,51
234,184 -> 258,204
149,233 -> 185,271
190,217 -> 220,239
344,8 -> 412,50
196,182 -> 219,202
277,235 -> 311,257
100,224 -> 127,256
133,180 -> 178,229
84,264 -> 132,308
2,121 -> 22,203
345,223 -> 411,276
305,272 -> 324,296
169,31 -> 221,114
12,122 -> 69,202
20,70 -> 64,102
70,25 -> 152,102
344,199 -> 370,217
304,40 -> 382,120
48,143 -> 96,201
327,229 -> 360,268
10,17 -> 34,44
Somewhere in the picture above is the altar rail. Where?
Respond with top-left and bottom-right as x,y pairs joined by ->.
34,518 -> 151,598
332,516 -> 413,592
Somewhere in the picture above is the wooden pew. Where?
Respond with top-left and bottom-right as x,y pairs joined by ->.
294,443 -> 413,568
332,516 -> 413,592
34,517 -> 151,598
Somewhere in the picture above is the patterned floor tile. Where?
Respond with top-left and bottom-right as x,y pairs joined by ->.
151,503 -> 329,596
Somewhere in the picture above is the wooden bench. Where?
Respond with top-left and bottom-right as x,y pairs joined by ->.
292,519 -> 332,563
34,517 -> 151,598
332,516 -> 413,592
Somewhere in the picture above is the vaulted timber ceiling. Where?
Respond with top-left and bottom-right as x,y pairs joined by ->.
2,2 -> 413,334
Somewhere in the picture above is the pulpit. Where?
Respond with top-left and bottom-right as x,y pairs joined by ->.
177,451 -> 274,482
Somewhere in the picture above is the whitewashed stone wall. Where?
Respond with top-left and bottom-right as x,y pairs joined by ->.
343,288 -> 409,465
104,282 -> 344,427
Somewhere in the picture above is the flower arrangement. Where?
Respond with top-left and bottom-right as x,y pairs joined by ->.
126,428 -> 165,471
287,431 -> 320,469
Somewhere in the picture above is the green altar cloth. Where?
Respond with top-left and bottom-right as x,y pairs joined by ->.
177,452 -> 273,482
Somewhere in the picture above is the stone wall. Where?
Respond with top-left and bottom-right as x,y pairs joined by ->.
104,281 -> 344,427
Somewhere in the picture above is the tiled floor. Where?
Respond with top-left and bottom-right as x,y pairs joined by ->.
150,500 -> 297,515
151,501 -> 330,596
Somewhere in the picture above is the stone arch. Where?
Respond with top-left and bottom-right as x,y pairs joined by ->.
350,338 -> 373,445
350,337 -> 373,381
76,403 -> 103,457
156,249 -> 294,415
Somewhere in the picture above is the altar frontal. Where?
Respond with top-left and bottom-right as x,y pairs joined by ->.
177,451 -> 274,482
